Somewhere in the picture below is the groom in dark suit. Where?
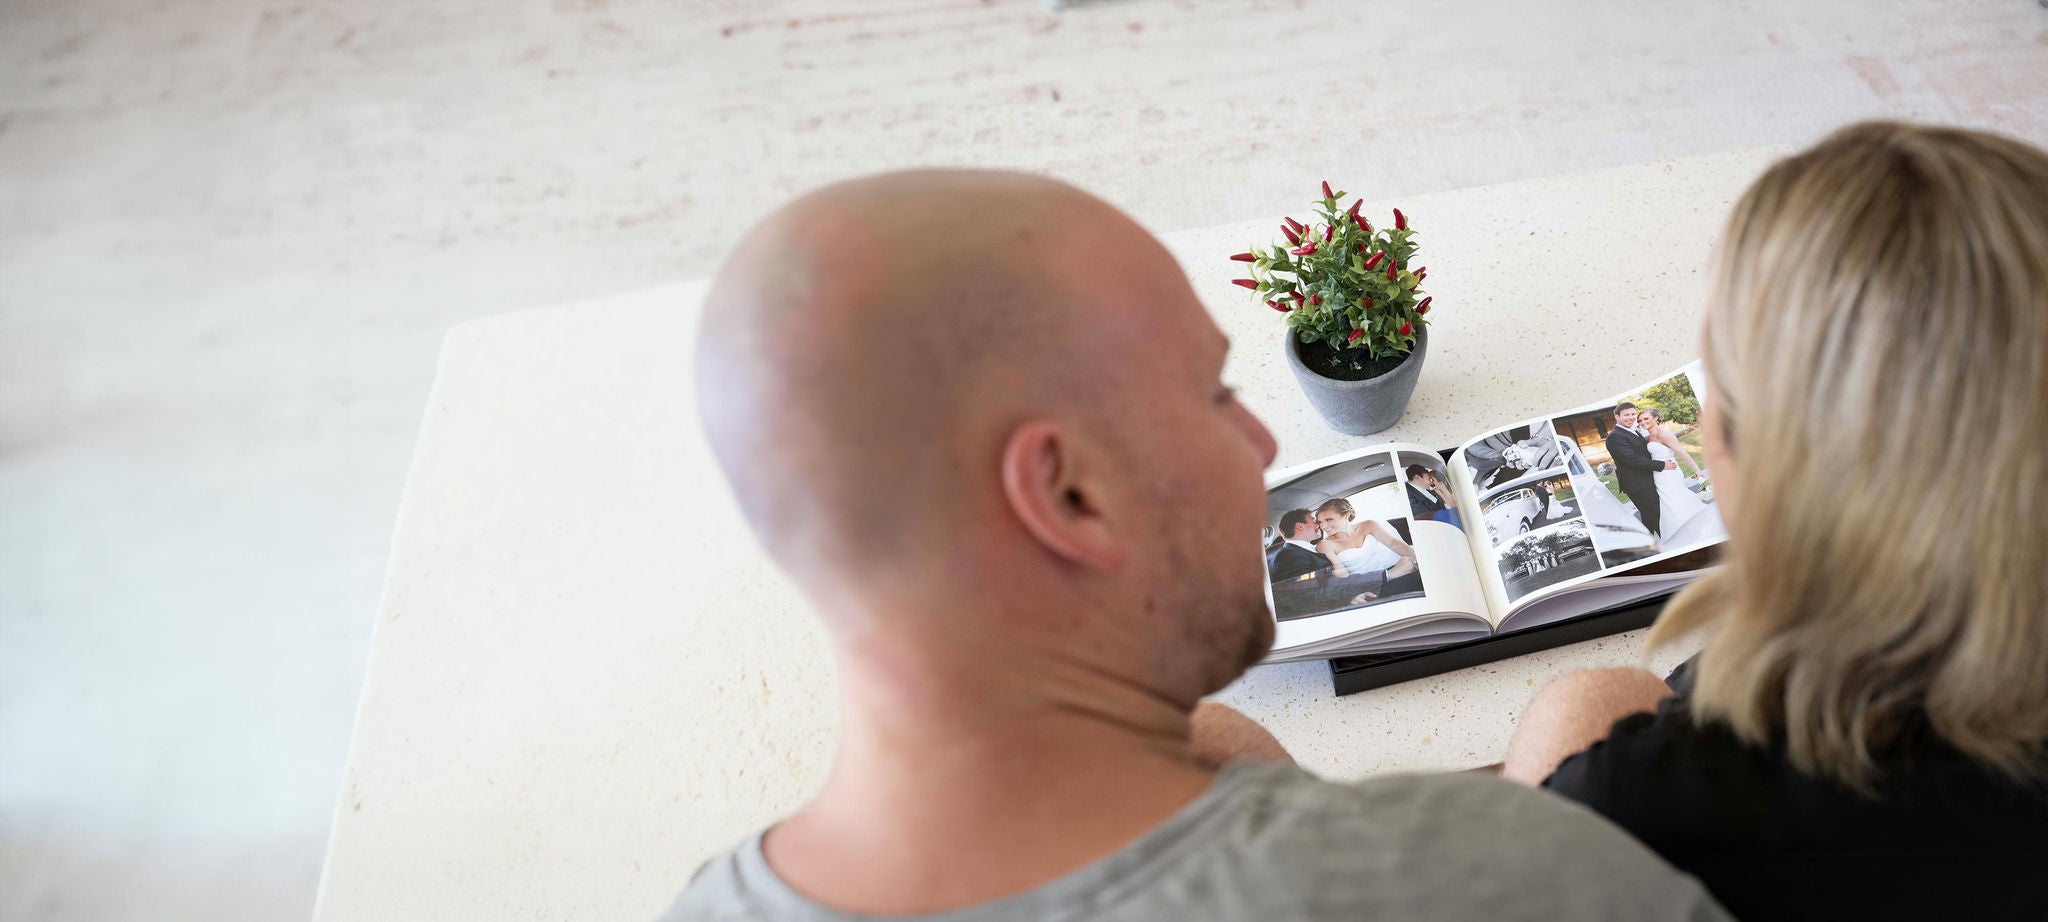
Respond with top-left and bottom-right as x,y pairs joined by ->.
1604,403 -> 1677,537
1405,465 -> 1449,520
1268,508 -> 1328,582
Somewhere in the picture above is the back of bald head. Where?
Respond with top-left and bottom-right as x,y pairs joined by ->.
697,170 -> 1147,588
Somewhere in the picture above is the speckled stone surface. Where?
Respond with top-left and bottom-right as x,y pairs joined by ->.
314,147 -> 1782,921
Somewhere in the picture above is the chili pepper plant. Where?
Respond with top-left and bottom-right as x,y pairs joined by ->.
1229,181 -> 1432,380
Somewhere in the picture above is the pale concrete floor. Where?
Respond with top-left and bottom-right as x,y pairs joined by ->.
2,1 -> 2043,918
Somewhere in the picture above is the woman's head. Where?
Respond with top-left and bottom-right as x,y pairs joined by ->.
1639,407 -> 1662,426
1314,497 -> 1356,534
1655,122 -> 2048,786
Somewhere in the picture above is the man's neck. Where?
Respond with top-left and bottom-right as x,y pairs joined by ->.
765,628 -> 1216,916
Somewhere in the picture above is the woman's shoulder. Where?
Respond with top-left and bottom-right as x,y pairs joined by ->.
1541,699 -> 1776,828
1544,696 -> 2048,865
1548,697 -> 1746,768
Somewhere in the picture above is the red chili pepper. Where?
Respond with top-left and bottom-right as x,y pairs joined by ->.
1359,297 -> 1374,309
1351,213 -> 1370,232
1393,208 -> 1407,230
1347,198 -> 1363,218
1309,294 -> 1321,306
1386,258 -> 1399,281
1281,224 -> 1300,245
1289,291 -> 1305,304
1290,243 -> 1316,256
1232,278 -> 1258,290
1363,251 -> 1384,270
1230,252 -> 1255,262
1268,300 -> 1290,313
1416,296 -> 1432,314
1399,322 -> 1414,335
1322,224 -> 1333,242
1321,180 -> 1334,199
1356,243 -> 1366,254
1348,328 -> 1364,343
1285,216 -> 1306,234
1414,267 -> 1427,280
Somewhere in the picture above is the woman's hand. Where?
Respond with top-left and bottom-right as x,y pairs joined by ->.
1388,556 -> 1417,579
1323,548 -> 1350,578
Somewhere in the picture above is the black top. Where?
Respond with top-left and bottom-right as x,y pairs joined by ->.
1544,698 -> 2048,921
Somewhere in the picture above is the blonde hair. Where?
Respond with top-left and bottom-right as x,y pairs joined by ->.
1651,122 -> 2048,787
1314,497 -> 1356,520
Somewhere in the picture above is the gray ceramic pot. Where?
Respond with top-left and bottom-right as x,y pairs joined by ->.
1282,325 -> 1427,436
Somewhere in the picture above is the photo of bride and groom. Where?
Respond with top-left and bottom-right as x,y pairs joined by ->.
1262,452 -> 1430,623
1602,402 -> 1712,541
1549,369 -> 1724,564
1265,501 -> 1425,622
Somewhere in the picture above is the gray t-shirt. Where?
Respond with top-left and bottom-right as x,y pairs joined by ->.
661,762 -> 1729,921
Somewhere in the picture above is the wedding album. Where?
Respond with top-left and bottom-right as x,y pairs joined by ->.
1260,363 -> 1725,688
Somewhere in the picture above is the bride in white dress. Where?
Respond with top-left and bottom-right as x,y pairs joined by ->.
1640,408 -> 1709,540
1334,540 -> 1400,577
1312,498 -> 1420,592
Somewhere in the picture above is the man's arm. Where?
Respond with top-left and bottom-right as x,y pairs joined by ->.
1407,485 -> 1438,517
1189,702 -> 1294,767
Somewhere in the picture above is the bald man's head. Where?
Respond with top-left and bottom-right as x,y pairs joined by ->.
698,170 -> 1278,696
701,172 -> 1141,569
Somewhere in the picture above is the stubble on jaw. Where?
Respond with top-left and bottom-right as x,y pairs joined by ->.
1147,509 -> 1274,694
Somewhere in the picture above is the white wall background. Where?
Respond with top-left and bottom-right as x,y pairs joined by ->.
2,1 -> 2044,918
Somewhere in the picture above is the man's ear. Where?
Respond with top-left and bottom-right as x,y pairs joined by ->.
1000,421 -> 1128,572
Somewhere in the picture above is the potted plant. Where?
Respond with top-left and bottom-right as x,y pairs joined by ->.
1230,181 -> 1433,436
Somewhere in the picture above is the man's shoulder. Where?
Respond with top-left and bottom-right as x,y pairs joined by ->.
1210,764 -> 1727,920
660,766 -> 1728,922
658,843 -> 756,922
1233,762 -> 1617,836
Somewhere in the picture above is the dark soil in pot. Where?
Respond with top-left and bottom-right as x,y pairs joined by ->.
1295,337 -> 1413,381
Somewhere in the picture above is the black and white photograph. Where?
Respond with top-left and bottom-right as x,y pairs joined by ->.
1495,519 -> 1602,602
1265,453 -> 1428,622
1396,450 -> 1464,532
1478,471 -> 1579,548
1461,420 -> 1562,491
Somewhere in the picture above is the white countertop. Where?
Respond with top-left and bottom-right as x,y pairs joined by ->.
314,146 -> 1783,921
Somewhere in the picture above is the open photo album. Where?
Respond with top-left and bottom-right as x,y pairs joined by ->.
1263,363 -> 1725,664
